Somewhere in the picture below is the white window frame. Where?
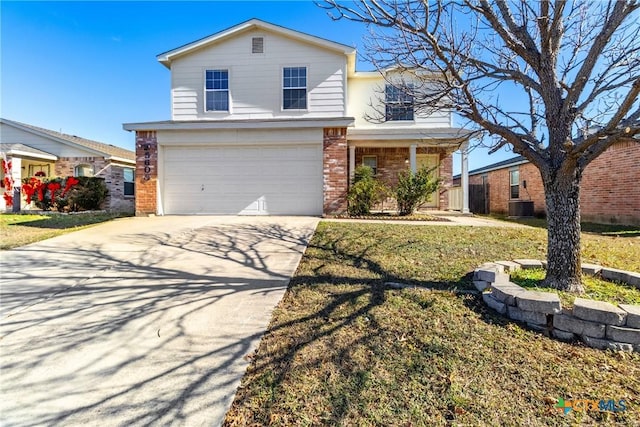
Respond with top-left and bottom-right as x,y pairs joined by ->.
75,164 -> 94,177
204,69 -> 230,113
510,168 -> 520,200
282,66 -> 308,111
123,167 -> 135,197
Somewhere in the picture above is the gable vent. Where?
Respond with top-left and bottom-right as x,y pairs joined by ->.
252,37 -> 264,54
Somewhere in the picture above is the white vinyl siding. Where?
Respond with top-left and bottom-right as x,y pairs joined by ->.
347,75 -> 451,129
170,28 -> 346,120
0,124 -> 100,158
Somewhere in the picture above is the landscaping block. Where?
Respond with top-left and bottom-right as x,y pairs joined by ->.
513,259 -> 543,269
552,328 -> 576,341
491,282 -> 525,306
473,263 -> 504,280
507,305 -> 547,324
581,263 -> 602,276
483,292 -> 506,315
553,314 -> 606,338
494,261 -> 521,272
582,335 -> 635,352
516,291 -> 562,314
475,268 -> 510,284
526,322 -> 549,335
572,298 -> 627,326
599,267 -> 640,289
606,325 -> 640,345
619,304 -> 640,329
473,280 -> 489,292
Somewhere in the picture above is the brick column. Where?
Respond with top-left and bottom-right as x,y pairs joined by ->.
323,127 -> 348,215
135,131 -> 158,216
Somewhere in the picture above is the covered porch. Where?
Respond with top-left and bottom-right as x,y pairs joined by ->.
1,143 -> 58,211
346,128 -> 470,213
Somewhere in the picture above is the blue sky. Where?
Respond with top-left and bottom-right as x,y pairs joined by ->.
1,1 -> 518,173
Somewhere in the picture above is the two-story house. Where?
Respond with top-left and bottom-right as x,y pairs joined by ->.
124,19 -> 471,216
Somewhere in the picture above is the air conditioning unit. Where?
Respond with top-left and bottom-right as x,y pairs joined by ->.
509,200 -> 534,217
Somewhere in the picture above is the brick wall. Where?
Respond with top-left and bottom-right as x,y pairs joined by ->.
467,141 -> 640,225
135,131 -> 158,216
581,141 -> 640,225
354,146 -> 454,210
54,157 -> 134,213
323,128 -> 348,215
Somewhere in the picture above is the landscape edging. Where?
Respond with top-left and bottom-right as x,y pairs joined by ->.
474,261 -> 640,352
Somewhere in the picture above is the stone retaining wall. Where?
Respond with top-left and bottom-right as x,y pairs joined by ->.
474,260 -> 640,352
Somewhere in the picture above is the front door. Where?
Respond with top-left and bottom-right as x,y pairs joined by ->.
416,154 -> 440,208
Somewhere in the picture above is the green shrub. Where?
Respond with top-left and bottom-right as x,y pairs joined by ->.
66,177 -> 108,211
395,166 -> 441,216
348,166 -> 380,216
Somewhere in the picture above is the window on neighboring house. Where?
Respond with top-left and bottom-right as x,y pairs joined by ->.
28,164 -> 50,177
362,155 -> 378,175
75,164 -> 94,177
385,84 -> 414,121
205,69 -> 229,111
510,169 -> 520,199
283,67 -> 307,110
123,168 -> 135,197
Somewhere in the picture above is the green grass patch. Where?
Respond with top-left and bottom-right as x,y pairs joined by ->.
511,268 -> 640,308
224,222 -> 640,426
0,212 -> 128,249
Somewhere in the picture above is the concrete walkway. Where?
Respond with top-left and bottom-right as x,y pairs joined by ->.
323,213 -> 528,227
0,216 -> 319,426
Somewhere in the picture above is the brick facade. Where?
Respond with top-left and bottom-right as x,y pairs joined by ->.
354,146 -> 454,210
135,131 -> 158,216
465,141 -> 640,225
54,157 -> 134,213
323,127 -> 348,215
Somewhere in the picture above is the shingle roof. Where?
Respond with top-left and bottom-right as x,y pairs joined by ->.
453,155 -> 528,179
1,118 -> 135,161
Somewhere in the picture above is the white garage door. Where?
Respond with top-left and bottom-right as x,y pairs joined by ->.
162,145 -> 323,215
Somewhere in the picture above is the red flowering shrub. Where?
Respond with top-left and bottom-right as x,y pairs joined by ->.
21,176 -> 107,212
2,158 -> 14,207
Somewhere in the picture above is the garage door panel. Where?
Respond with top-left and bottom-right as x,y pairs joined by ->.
162,145 -> 322,215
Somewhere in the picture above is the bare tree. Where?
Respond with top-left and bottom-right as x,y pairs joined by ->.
320,0 -> 640,292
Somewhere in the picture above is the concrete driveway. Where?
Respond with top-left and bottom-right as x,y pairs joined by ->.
0,216 -> 319,426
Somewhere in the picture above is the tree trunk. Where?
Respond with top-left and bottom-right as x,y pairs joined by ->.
542,169 -> 585,293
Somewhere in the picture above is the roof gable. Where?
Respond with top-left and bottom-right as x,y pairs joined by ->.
156,18 -> 356,70
0,118 -> 134,162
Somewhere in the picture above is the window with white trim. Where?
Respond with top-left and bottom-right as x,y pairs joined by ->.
205,69 -> 229,112
362,155 -> 377,175
385,84 -> 414,121
283,67 -> 307,110
75,164 -> 94,177
123,167 -> 134,197
510,168 -> 520,199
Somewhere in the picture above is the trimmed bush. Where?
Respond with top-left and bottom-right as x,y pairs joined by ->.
348,165 -> 377,216
395,166 -> 441,216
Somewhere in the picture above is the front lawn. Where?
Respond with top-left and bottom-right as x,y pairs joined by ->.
224,222 -> 640,426
0,212 -> 127,249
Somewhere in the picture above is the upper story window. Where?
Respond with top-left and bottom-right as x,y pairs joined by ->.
205,69 -> 229,112
123,167 -> 135,197
385,84 -> 414,121
510,168 -> 520,199
283,67 -> 307,110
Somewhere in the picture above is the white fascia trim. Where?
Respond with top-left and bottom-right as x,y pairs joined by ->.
123,117 -> 355,132
4,150 -> 58,161
107,156 -> 136,165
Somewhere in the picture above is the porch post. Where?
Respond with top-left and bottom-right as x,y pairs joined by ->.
461,142 -> 470,214
349,145 -> 356,183
10,157 -> 22,212
409,144 -> 417,173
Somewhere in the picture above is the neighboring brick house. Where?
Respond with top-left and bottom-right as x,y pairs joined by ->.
123,19 -> 472,216
0,118 -> 136,213
453,140 -> 640,225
